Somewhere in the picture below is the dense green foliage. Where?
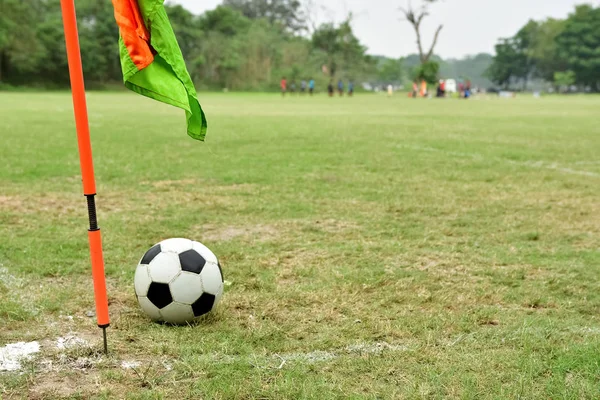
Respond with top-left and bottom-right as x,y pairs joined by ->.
487,4 -> 600,91
0,0 -> 492,91
0,0 -> 374,90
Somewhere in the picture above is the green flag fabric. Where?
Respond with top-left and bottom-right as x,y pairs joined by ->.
112,0 -> 207,140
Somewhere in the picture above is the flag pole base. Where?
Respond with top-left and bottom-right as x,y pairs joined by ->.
100,325 -> 109,354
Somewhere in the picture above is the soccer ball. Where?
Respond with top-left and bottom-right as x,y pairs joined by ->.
134,238 -> 224,325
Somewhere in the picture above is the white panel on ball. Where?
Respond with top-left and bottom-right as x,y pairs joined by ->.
170,272 -> 204,304
160,302 -> 196,325
200,262 -> 224,295
148,252 -> 182,283
192,241 -> 218,264
160,238 -> 193,253
134,265 -> 152,297
138,296 -> 162,321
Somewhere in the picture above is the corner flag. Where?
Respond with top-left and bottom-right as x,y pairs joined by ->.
60,0 -> 110,352
111,0 -> 208,140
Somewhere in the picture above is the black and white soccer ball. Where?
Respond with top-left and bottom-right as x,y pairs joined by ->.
134,238 -> 224,325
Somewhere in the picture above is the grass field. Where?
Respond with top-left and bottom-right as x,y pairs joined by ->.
1,92 -> 600,399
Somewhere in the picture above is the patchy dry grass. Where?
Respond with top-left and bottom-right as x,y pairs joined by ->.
1,93 -> 600,399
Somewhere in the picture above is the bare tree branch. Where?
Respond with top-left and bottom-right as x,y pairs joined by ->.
425,24 -> 443,62
400,1 -> 442,64
400,3 -> 429,63
302,0 -> 334,34
302,0 -> 319,34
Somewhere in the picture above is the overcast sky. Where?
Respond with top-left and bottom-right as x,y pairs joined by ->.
170,0 -> 599,59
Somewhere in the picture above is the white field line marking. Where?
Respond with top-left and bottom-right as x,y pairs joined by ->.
574,161 -> 600,166
399,144 -> 600,178
0,342 -> 40,372
200,341 -> 410,368
571,326 -> 600,335
506,160 -> 600,177
121,360 -> 142,369
55,335 -> 88,350
2,334 -> 90,373
0,266 -> 23,288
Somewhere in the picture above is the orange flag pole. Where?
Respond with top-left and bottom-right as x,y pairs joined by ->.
60,0 -> 110,353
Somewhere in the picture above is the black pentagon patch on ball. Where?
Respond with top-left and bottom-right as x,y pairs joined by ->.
141,244 -> 161,265
179,250 -> 206,274
192,293 -> 215,317
147,282 -> 172,309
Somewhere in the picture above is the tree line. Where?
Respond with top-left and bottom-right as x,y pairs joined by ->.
1,0 -> 495,91
487,4 -> 600,92
0,0 -> 370,90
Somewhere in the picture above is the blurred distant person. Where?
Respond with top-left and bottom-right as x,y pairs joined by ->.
337,79 -> 344,96
281,77 -> 287,96
300,79 -> 307,94
309,78 -> 315,95
348,81 -> 354,96
412,81 -> 418,98
387,84 -> 393,97
290,80 -> 297,94
328,80 -> 334,97
420,80 -> 427,97
464,80 -> 472,99
437,79 -> 446,98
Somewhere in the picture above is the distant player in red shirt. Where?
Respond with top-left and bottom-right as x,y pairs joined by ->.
281,77 -> 287,96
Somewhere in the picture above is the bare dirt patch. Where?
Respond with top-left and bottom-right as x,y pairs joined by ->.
28,374 -> 84,400
143,178 -> 199,188
0,189 -> 237,219
311,218 -> 360,233
196,223 -> 279,242
0,194 -> 79,216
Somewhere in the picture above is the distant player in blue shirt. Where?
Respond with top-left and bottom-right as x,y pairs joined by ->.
337,79 -> 344,96
348,81 -> 354,97
309,78 -> 315,95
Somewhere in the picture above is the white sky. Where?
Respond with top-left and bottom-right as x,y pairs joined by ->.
170,0 -> 599,59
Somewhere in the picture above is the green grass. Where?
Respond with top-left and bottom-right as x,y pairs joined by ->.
1,92 -> 600,399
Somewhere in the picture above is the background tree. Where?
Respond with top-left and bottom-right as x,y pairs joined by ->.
413,60 -> 439,85
377,57 -> 404,85
0,0 -> 43,83
399,0 -> 442,65
311,16 -> 372,80
555,5 -> 600,91
311,22 -> 341,77
2,0 -> 593,93
194,6 -> 252,89
512,20 -> 539,89
487,4 -> 598,91
486,38 -> 528,89
223,0 -> 306,33
529,18 -> 566,83
164,4 -> 204,63
553,70 -> 576,92
77,0 -> 121,85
